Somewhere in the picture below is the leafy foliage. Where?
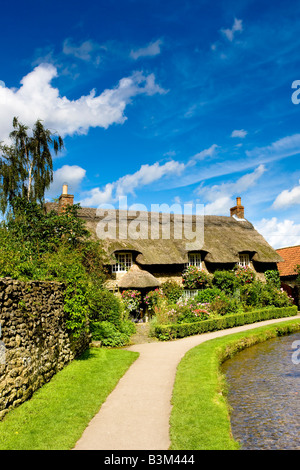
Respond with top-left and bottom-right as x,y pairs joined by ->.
0,198 -> 135,342
212,270 -> 238,295
182,266 -> 212,289
264,269 -> 281,289
160,280 -> 183,304
144,288 -> 164,313
90,320 -> 135,347
0,117 -> 63,215
121,289 -> 142,313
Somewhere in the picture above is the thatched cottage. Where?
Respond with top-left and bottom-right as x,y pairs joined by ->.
46,186 -> 282,296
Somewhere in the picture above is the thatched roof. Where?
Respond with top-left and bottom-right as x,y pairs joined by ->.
118,264 -> 161,289
45,203 -> 282,265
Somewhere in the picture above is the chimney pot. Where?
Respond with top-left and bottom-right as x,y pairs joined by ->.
62,184 -> 68,195
230,197 -> 244,219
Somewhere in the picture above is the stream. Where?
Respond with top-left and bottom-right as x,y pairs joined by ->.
221,332 -> 300,450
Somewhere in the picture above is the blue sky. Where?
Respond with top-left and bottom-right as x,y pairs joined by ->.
1,0 -> 300,248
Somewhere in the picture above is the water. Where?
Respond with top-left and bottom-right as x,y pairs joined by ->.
221,332 -> 300,450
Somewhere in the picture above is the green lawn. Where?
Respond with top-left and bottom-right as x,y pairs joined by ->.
0,348 -> 138,450
169,319 -> 300,450
1,319 -> 300,450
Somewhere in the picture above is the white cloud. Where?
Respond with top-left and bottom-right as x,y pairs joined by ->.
197,164 -> 266,216
198,164 -> 266,207
204,196 -> 233,215
254,217 -> 300,249
130,39 -> 163,60
62,38 -> 103,64
221,18 -> 243,42
187,144 -> 219,166
79,183 -> 114,207
272,180 -> 300,209
46,165 -> 86,199
246,134 -> 300,162
0,63 -> 165,142
231,129 -> 247,138
79,159 -> 185,207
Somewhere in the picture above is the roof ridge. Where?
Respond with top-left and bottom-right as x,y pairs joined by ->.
276,245 -> 300,251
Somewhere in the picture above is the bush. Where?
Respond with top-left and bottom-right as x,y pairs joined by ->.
264,270 -> 281,289
233,265 -> 255,285
176,304 -> 211,323
210,293 -> 239,316
212,270 -> 238,295
144,288 -> 164,313
194,287 -> 222,303
161,281 -> 183,304
90,321 -> 133,347
121,290 -> 142,314
88,288 -> 122,327
240,281 -> 293,309
182,266 -> 212,289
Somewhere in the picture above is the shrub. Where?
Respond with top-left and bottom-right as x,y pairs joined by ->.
233,265 -> 255,285
264,270 -> 281,289
212,270 -> 238,295
260,285 -> 293,308
90,321 -> 132,347
177,304 -> 211,323
182,266 -> 212,289
88,288 -> 123,327
210,292 -> 239,316
194,287 -> 222,303
240,282 -> 293,309
144,288 -> 164,313
239,280 -> 263,307
161,281 -> 184,304
121,290 -> 142,313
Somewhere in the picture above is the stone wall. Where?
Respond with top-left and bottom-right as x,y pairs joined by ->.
0,277 -> 90,420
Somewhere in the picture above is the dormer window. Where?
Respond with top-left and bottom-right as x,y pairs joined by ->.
238,253 -> 250,267
112,252 -> 133,272
186,252 -> 202,268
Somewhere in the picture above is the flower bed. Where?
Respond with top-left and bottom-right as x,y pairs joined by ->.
121,289 -> 141,313
182,266 -> 212,289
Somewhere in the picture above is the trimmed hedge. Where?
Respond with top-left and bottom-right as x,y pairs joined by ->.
154,305 -> 298,340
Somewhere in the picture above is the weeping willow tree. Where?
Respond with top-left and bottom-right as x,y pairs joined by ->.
0,117 -> 64,215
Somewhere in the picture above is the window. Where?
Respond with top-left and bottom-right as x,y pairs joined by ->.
186,252 -> 202,268
238,253 -> 250,267
112,252 -> 133,272
182,289 -> 198,299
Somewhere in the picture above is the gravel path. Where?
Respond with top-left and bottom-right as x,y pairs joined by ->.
74,315 -> 299,450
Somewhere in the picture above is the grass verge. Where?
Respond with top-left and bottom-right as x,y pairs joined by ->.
0,348 -> 139,450
169,318 -> 300,450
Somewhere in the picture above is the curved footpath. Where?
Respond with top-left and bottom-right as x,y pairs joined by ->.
74,315 -> 299,450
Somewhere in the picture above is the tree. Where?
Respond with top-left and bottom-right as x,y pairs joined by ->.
0,117 -> 63,214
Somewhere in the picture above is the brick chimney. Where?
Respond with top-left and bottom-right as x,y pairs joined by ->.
58,184 -> 74,213
230,197 -> 245,219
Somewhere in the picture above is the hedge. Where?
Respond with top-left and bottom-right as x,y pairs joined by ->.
154,305 -> 299,340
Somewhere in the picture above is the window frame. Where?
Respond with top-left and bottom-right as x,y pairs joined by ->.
185,252 -> 202,269
238,253 -> 250,267
112,252 -> 133,273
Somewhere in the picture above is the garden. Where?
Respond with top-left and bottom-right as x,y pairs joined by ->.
116,265 -> 297,342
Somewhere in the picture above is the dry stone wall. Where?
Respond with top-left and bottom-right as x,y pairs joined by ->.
0,277 -> 89,420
